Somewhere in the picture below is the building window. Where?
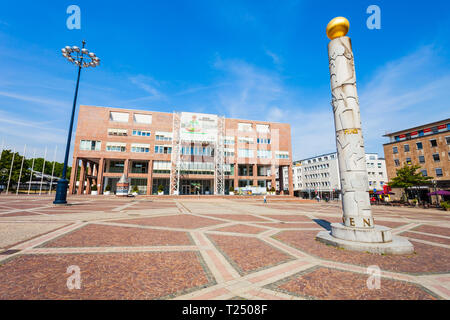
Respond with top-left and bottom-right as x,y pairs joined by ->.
257,138 -> 271,144
181,146 -> 212,156
435,168 -> 443,177
131,162 -> 148,174
224,136 -> 235,145
421,170 -> 428,177
80,140 -> 101,151
416,142 -> 423,150
430,139 -> 438,147
432,153 -> 440,162
131,144 -> 150,153
257,150 -> 272,159
275,152 -> 289,159
256,124 -> 270,133
393,146 -> 398,154
155,145 -> 172,154
419,155 -> 425,163
406,158 -> 412,165
108,129 -> 127,136
109,112 -> 129,122
106,143 -> 126,152
394,159 -> 400,166
404,144 -> 410,152
133,114 -> 152,124
238,123 -> 252,132
132,130 -> 151,137
238,149 -> 253,158
446,136 -> 450,145
238,137 -> 254,144
108,161 -> 124,173
155,132 -> 172,141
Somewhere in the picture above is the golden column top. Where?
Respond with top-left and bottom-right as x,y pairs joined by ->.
326,17 -> 350,40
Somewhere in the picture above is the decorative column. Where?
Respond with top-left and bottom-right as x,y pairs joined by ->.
147,160 -> 153,195
253,164 -> 258,186
77,160 -> 86,195
85,162 -> 92,195
316,17 -> 413,255
97,158 -> 105,194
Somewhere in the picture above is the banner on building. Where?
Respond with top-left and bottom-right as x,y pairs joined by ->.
180,112 -> 218,142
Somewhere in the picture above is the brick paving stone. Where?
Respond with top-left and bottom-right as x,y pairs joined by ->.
1,195 -> 450,300
412,225 -> 450,238
42,224 -> 193,247
0,211 -> 40,217
0,252 -> 215,299
201,214 -> 270,222
400,231 -> 450,246
208,234 -> 293,275
266,267 -> 439,300
374,220 -> 409,229
263,215 -> 312,222
256,223 -> 316,229
213,224 -> 267,234
115,215 -> 223,229
274,230 -> 450,274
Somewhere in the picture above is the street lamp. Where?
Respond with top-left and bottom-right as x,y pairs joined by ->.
54,40 -> 100,205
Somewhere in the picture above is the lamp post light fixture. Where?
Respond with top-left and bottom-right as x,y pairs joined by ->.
54,40 -> 100,205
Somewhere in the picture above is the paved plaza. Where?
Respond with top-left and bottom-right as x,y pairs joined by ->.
0,195 -> 449,300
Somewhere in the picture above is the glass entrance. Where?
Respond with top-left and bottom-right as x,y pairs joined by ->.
181,185 -> 191,195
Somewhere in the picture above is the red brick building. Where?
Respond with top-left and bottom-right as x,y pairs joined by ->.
69,106 -> 293,196
383,118 -> 450,198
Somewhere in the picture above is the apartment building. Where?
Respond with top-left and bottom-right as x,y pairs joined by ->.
292,152 -> 387,199
69,106 -> 293,195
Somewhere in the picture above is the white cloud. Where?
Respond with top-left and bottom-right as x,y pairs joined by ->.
0,90 -> 68,110
129,75 -> 164,100
265,49 -> 281,65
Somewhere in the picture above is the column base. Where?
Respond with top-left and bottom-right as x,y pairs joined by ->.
316,223 -> 414,255
331,223 -> 392,243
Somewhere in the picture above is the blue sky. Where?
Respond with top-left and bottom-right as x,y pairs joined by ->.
0,0 -> 450,163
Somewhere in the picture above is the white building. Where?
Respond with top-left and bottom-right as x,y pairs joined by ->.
293,152 -> 388,199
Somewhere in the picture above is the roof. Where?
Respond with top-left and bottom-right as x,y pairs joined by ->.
383,118 -> 450,137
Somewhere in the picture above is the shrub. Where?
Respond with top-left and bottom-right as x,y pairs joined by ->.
441,201 -> 450,210
270,187 -> 276,192
105,185 -> 111,192
91,184 -> 97,191
229,186 -> 234,192
132,185 -> 139,193
158,185 -> 164,193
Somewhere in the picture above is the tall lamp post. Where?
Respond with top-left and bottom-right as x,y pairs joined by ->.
53,40 -> 100,205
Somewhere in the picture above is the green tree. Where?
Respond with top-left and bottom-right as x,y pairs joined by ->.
0,150 -> 31,190
0,149 -> 71,191
388,164 -> 433,201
